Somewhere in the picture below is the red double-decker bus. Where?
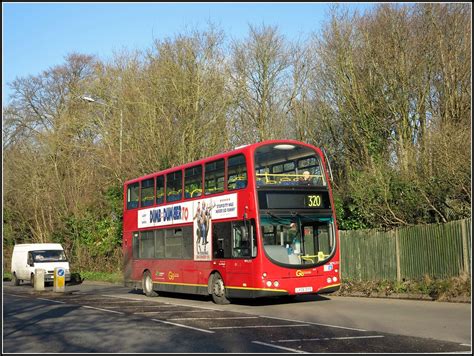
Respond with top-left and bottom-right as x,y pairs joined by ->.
123,140 -> 340,304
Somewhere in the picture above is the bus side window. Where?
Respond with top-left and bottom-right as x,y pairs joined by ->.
141,178 -> 154,207
156,175 -> 165,205
132,232 -> 140,259
205,159 -> 225,195
154,230 -> 164,258
166,170 -> 183,202
231,220 -> 255,258
140,230 -> 155,258
127,183 -> 139,210
212,221 -> 231,259
227,154 -> 247,190
185,165 -> 203,199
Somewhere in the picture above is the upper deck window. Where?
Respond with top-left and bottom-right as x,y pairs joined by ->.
205,159 -> 225,195
254,143 -> 326,187
166,170 -> 183,202
156,175 -> 165,205
227,154 -> 247,190
127,182 -> 139,209
185,165 -> 203,199
141,178 -> 155,207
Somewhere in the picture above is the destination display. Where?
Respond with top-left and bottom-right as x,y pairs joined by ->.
258,191 -> 330,210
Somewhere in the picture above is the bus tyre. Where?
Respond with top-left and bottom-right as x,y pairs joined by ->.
12,272 -> 20,286
142,271 -> 157,297
211,273 -> 230,305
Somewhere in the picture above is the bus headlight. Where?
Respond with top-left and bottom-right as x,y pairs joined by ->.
327,277 -> 332,283
332,276 -> 338,282
266,281 -> 272,287
273,281 -> 279,287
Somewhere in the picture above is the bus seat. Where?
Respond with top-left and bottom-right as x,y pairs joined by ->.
236,180 -> 247,189
185,191 -> 191,199
167,191 -> 181,201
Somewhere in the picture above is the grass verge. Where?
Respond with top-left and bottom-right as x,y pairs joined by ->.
334,275 -> 471,301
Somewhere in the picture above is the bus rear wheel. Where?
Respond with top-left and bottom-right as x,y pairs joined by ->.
142,271 -> 157,297
210,273 -> 230,305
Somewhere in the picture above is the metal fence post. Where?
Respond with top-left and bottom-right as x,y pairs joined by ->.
461,219 -> 470,275
395,229 -> 401,282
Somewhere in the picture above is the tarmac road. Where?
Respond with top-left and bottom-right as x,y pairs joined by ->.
2,281 -> 471,353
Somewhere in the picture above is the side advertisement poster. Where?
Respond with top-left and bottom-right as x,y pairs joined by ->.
138,193 -> 238,261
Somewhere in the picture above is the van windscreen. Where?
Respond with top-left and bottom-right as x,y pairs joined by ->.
31,250 -> 67,262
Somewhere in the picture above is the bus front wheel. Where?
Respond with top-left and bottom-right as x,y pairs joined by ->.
142,271 -> 157,297
210,273 -> 230,305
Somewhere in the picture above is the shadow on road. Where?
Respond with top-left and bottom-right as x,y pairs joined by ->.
125,287 -> 332,306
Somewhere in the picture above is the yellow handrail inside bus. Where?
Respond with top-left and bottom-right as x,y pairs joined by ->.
300,255 -> 318,263
191,188 -> 202,197
300,251 -> 329,263
255,172 -> 325,184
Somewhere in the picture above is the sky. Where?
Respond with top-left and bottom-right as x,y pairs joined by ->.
2,2 -> 375,105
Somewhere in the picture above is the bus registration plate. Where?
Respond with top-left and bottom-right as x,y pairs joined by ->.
295,286 -> 313,293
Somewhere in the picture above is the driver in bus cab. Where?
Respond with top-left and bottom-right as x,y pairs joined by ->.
288,222 -> 302,254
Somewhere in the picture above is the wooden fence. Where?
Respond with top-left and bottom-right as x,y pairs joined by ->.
338,218 -> 471,281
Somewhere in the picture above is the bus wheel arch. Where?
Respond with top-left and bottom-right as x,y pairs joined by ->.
142,270 -> 157,297
209,272 -> 230,305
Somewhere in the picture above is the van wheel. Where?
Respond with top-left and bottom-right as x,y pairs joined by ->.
211,273 -> 230,305
142,271 -> 157,297
12,272 -> 20,286
31,273 -> 35,288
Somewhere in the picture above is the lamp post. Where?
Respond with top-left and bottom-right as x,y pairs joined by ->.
81,95 -> 123,165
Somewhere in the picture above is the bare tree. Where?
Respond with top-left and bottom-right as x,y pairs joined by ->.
228,24 -> 292,144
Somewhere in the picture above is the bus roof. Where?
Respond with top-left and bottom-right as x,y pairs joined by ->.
124,139 -> 321,185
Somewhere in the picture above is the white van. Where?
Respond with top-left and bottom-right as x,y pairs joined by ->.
11,243 -> 71,286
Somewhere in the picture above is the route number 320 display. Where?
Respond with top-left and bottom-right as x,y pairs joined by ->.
305,194 -> 322,207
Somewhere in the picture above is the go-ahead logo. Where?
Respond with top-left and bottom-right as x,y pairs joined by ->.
168,271 -> 180,280
296,269 -> 312,277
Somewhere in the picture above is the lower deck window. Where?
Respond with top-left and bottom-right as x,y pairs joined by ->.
133,226 -> 192,259
212,220 -> 256,259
